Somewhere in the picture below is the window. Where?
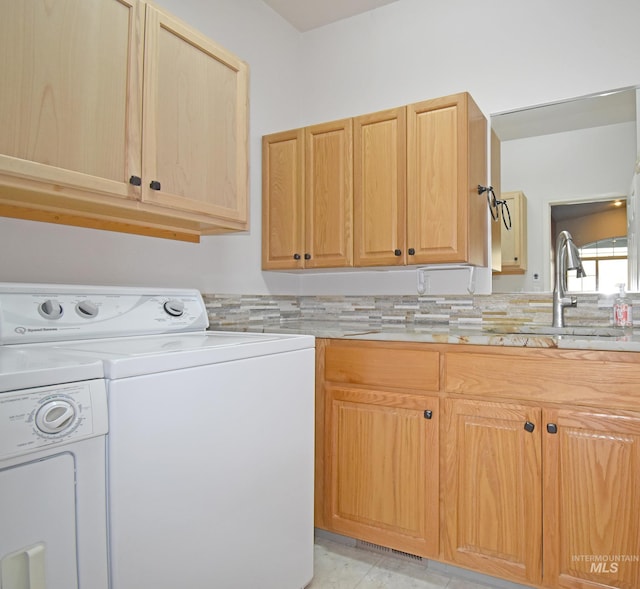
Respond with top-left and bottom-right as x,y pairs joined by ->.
567,237 -> 627,293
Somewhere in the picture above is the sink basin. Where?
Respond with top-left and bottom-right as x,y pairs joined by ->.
486,325 -> 626,337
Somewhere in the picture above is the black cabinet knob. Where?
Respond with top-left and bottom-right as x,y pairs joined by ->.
424,410 -> 433,420
547,423 -> 558,434
293,253 -> 301,260
524,421 -> 535,433
394,249 -> 402,256
304,253 -> 311,260
408,248 -> 415,256
149,180 -> 161,191
129,175 -> 142,186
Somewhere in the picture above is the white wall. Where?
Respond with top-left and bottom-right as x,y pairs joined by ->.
1,0 -> 639,294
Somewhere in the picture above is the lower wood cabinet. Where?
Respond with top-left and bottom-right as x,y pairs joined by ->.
316,339 -> 640,589
318,339 -> 440,557
543,406 -> 640,589
442,398 -> 542,585
325,385 -> 439,558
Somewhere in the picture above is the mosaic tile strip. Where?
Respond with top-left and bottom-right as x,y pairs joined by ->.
203,292 -> 634,329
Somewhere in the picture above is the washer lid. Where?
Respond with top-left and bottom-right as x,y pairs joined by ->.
53,331 -> 315,378
0,347 -> 104,393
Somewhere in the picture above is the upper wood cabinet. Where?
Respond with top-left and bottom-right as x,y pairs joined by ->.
353,107 -> 407,266
0,0 -> 248,242
263,92 -> 488,270
407,93 -> 487,266
141,5 -> 248,225
495,191 -> 527,274
262,119 -> 353,269
262,129 -> 305,269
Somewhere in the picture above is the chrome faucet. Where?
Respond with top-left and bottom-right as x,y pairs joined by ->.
553,230 -> 586,327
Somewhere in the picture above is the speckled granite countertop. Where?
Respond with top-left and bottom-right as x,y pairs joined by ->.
208,320 -> 640,352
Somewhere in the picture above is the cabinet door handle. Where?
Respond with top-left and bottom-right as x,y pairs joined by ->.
408,248 -> 415,256
394,249 -> 402,256
129,175 -> 142,186
524,421 -> 535,433
424,410 -> 433,420
304,253 -> 311,260
149,180 -> 161,191
293,253 -> 301,260
547,423 -> 558,434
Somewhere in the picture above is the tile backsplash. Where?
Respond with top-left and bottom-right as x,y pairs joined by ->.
203,292 -> 630,330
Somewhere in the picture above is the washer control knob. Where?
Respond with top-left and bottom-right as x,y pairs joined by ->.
163,299 -> 185,317
39,299 -> 64,320
35,400 -> 76,434
76,300 -> 99,318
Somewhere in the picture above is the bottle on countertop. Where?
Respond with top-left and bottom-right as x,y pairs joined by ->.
613,283 -> 633,330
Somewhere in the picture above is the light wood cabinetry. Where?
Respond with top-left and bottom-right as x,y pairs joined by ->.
316,340 -> 640,589
407,93 -> 487,266
141,5 -> 248,226
445,347 -> 640,589
495,191 -> 527,274
0,0 -> 248,242
442,398 -> 542,585
319,340 -> 440,557
263,92 -> 488,270
543,407 -> 640,589
305,120 -> 353,268
353,107 -> 407,266
262,129 -> 305,269
262,119 -> 353,269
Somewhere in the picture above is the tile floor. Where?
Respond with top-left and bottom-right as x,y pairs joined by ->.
307,534 -> 533,589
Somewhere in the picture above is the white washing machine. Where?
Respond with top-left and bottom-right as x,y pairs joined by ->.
0,346 -> 109,589
0,283 -> 315,589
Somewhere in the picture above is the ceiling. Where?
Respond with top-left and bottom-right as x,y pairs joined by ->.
491,88 -> 637,141
262,0 -> 400,31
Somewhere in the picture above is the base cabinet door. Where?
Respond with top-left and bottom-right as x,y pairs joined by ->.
543,407 -> 640,589
442,398 -> 542,585
325,385 -> 439,558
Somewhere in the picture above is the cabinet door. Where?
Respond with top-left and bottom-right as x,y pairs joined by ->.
498,191 -> 527,274
0,0 -> 142,199
407,93 -> 487,265
442,398 -> 542,585
354,108 -> 407,266
325,386 -> 439,558
262,129 -> 305,269
543,407 -> 640,589
141,5 -> 248,226
305,120 -> 353,268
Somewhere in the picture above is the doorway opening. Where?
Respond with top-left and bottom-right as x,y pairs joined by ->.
551,198 -> 627,293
